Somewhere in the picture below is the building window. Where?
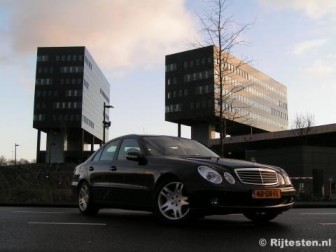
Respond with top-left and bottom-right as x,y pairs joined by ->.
195,86 -> 202,95
84,56 -> 93,70
100,88 -> 110,103
166,63 -> 177,72
84,79 -> 89,89
165,103 -> 182,113
34,114 -> 45,121
60,66 -> 83,73
183,70 -> 213,83
36,78 -> 53,85
179,90 -> 183,97
37,55 -> 49,62
83,115 -> 94,129
196,58 -> 200,66
56,54 -> 83,62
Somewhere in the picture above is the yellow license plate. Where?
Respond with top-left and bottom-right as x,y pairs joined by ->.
253,189 -> 281,199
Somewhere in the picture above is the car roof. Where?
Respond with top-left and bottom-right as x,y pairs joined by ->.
107,134 -> 190,142
111,134 -> 188,140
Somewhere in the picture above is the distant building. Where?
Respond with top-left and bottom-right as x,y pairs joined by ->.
217,124 -> 336,199
33,46 -> 111,163
165,45 -> 288,145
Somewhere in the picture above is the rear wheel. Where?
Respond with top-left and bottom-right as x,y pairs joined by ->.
243,211 -> 279,223
154,179 -> 191,224
78,182 -> 99,216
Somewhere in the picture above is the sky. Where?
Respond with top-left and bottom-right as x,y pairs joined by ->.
0,0 -> 335,161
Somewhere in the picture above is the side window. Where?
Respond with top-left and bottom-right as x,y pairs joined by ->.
99,140 -> 120,161
117,139 -> 141,160
92,148 -> 104,162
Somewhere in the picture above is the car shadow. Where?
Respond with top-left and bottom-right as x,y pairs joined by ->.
80,209 -> 291,233
71,209 -> 294,251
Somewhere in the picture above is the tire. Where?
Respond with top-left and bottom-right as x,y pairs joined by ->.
154,179 -> 191,224
77,181 -> 99,216
243,211 -> 279,223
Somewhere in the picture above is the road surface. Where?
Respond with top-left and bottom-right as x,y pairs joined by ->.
0,206 -> 335,252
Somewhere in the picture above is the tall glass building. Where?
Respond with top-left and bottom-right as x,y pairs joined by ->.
165,45 -> 288,145
33,46 -> 110,163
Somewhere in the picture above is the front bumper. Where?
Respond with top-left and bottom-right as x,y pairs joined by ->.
189,186 -> 296,214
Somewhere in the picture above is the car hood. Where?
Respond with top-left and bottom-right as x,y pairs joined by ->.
187,157 -> 280,171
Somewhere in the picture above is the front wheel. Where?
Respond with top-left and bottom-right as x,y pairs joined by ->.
77,182 -> 99,216
154,180 -> 191,224
243,211 -> 279,223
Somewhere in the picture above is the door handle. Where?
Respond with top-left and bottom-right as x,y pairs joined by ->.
110,166 -> 117,171
89,166 -> 94,171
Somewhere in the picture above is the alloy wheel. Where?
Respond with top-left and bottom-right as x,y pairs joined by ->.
78,183 -> 90,212
157,181 -> 190,220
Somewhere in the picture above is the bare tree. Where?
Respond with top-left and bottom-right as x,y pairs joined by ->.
0,155 -> 7,166
18,159 -> 30,165
197,0 -> 252,156
291,113 -> 316,137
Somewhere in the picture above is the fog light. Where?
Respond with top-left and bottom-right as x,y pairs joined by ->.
210,198 -> 219,206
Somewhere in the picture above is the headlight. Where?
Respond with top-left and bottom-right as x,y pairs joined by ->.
224,172 -> 236,184
198,166 -> 223,184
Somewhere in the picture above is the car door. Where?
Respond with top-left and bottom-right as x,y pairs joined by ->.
88,139 -> 120,203
109,137 -> 152,206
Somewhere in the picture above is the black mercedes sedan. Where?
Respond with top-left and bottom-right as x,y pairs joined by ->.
72,134 -> 296,224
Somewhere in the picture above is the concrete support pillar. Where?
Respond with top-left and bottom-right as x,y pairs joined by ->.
191,123 -> 216,146
178,123 -> 181,137
46,131 -> 64,164
36,130 -> 41,162
91,135 -> 95,152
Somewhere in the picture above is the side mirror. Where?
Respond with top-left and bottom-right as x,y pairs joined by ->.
126,152 -> 141,161
126,152 -> 147,165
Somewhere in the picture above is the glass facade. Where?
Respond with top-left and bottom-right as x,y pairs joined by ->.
165,45 -> 288,136
33,47 -> 110,163
81,48 -> 110,140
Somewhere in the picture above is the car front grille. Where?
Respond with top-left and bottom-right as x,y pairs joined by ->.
235,168 -> 278,185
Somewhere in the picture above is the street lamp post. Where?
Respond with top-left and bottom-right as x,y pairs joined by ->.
14,143 -> 19,166
329,178 -> 333,198
103,102 -> 114,144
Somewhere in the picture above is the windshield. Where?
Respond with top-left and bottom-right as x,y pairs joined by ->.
143,136 -> 219,158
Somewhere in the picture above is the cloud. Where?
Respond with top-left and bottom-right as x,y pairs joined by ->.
301,58 -> 335,77
292,39 -> 328,55
257,0 -> 336,20
0,0 -> 199,71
